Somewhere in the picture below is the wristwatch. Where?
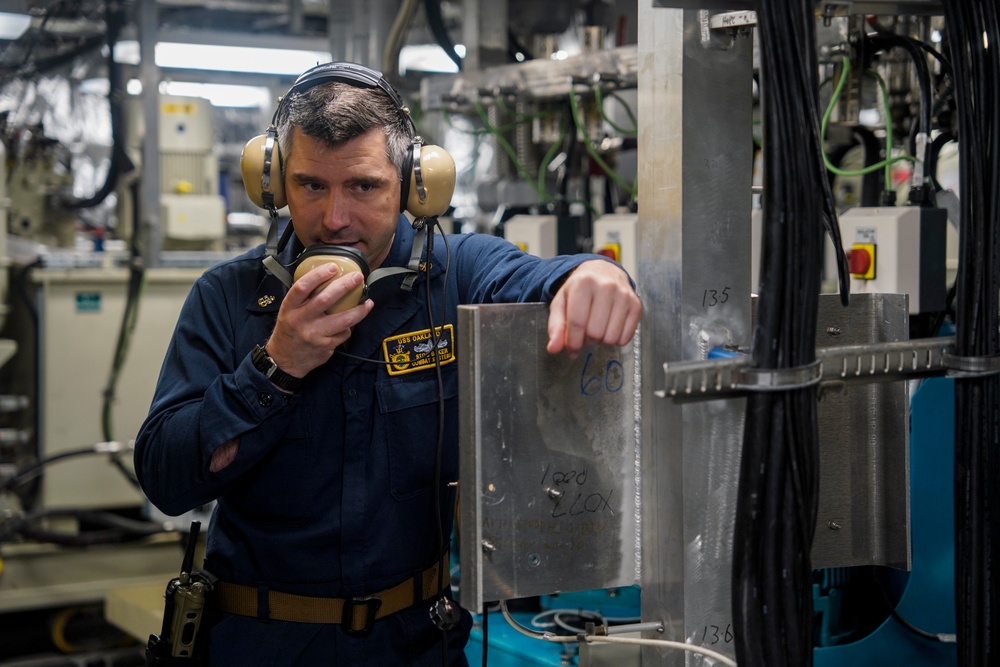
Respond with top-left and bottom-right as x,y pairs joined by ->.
251,344 -> 303,392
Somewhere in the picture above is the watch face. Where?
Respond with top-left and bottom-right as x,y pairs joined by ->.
252,345 -> 274,374
251,344 -> 302,392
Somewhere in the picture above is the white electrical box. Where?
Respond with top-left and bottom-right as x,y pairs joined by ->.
32,267 -> 203,509
838,206 -> 947,314
162,193 -> 227,241
504,215 -> 558,258
592,213 -> 638,277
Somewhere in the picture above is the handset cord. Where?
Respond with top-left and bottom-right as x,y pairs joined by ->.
420,219 -> 456,667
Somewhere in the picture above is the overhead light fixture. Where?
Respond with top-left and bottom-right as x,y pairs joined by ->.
114,40 -> 330,75
116,79 -> 269,108
0,11 -> 31,40
160,81 -> 271,108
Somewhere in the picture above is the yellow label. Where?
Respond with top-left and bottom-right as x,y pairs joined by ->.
382,325 -> 456,376
162,102 -> 196,115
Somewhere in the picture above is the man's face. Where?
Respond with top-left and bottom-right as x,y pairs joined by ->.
284,126 -> 400,269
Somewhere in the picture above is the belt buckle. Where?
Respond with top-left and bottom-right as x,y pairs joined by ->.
342,595 -> 383,636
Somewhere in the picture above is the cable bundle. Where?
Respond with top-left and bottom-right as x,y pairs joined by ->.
942,2 -> 1000,665
732,0 -> 833,664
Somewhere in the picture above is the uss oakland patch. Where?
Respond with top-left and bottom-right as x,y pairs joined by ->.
382,324 -> 456,376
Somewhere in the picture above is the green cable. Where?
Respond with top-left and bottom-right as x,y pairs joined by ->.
495,95 -> 549,123
537,123 -> 566,199
103,271 -> 145,441
594,87 -> 637,137
568,88 -> 638,203
474,99 -> 550,203
821,55 -> 915,178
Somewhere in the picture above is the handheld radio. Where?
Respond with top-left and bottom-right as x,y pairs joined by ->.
146,521 -> 216,665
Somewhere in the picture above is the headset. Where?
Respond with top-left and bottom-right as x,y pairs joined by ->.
292,244 -> 370,314
240,61 -> 456,221
240,61 -> 456,297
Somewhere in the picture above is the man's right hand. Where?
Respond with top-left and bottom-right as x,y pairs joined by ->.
265,262 -> 374,378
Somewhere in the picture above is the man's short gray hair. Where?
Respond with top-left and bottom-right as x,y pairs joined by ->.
274,81 -> 412,181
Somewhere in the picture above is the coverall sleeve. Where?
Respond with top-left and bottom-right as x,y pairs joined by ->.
134,271 -> 297,516
453,233 -> 627,304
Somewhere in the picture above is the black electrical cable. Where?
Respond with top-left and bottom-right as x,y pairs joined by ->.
733,0 -> 826,664
412,218 -> 457,667
0,443 -> 131,494
855,126 -> 886,207
481,603 -> 489,667
13,258 -> 42,327
508,30 -> 534,62
865,32 -> 934,203
423,0 -> 462,71
101,180 -> 145,443
873,573 -> 950,643
943,2 -> 1000,665
1,508 -> 165,546
866,17 -> 955,76
61,0 -> 133,210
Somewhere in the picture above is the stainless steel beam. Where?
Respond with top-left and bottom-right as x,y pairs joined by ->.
153,27 -> 331,53
461,0 -> 508,72
139,0 -> 162,267
638,4 -> 753,665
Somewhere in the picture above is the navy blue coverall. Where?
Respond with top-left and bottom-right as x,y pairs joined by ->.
134,215 -> 603,665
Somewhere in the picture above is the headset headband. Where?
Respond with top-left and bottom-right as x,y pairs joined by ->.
272,61 -> 416,136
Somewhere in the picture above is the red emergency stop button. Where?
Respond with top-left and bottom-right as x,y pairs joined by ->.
848,243 -> 876,279
597,243 -> 621,262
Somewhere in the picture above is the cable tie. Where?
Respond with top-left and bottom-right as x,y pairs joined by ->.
736,359 -> 822,391
941,351 -> 1000,377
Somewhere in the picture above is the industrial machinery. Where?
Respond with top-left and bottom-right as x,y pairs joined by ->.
431,1 -> 976,667
0,1 -> 992,666
119,94 -> 227,251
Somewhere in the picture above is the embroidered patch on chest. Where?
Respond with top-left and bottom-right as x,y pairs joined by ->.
382,324 -> 456,376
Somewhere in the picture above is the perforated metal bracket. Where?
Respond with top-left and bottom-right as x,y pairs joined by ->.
657,336 -> 957,401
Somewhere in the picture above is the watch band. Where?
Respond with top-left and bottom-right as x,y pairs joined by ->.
251,344 -> 304,392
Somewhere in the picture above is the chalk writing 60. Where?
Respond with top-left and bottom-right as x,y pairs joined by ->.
580,353 -> 625,396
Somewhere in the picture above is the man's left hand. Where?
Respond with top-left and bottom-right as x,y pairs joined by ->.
546,260 -> 642,356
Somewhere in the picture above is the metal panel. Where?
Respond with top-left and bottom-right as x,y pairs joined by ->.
458,303 -> 640,612
813,293 -> 910,569
461,0 -> 508,72
651,0 -> 943,14
638,4 -> 753,665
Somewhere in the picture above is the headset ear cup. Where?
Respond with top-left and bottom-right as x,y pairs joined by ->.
399,141 -> 414,213
405,145 -> 456,218
241,133 -> 287,210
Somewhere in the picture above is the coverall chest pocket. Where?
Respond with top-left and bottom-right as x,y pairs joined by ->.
376,370 -> 459,501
